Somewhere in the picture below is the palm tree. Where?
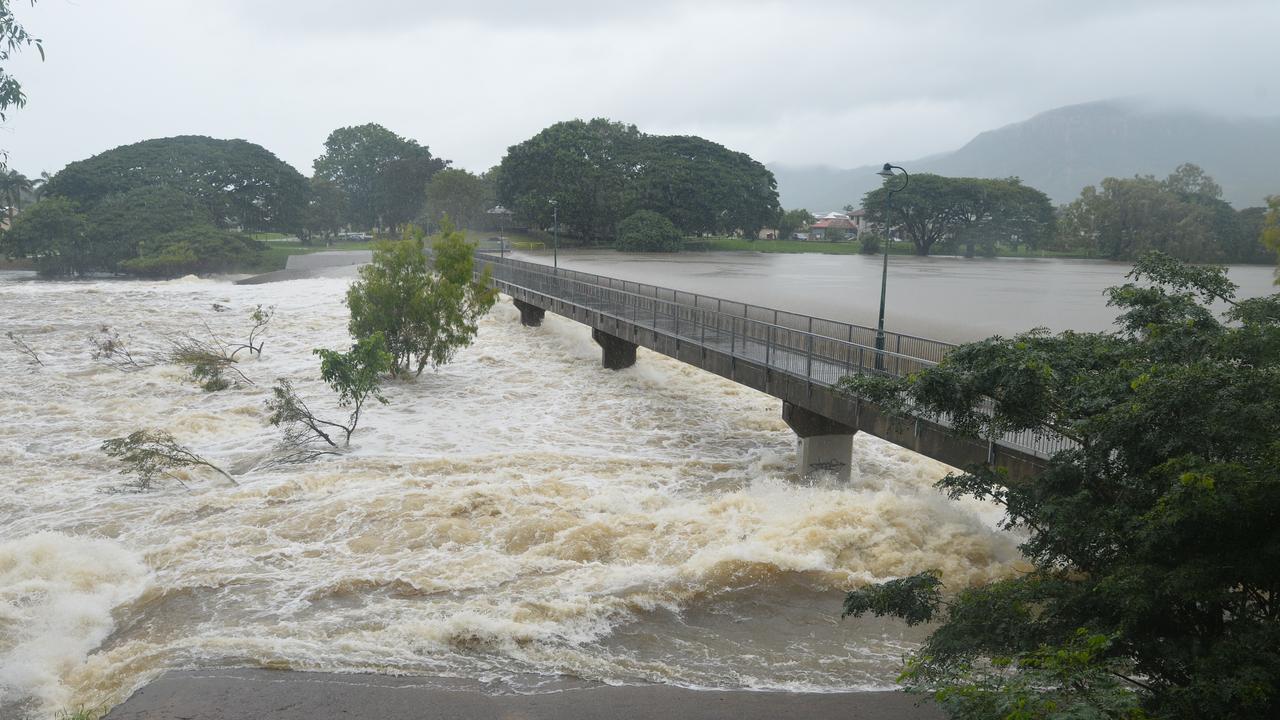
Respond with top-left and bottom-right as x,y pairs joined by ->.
31,170 -> 51,201
0,169 -> 32,225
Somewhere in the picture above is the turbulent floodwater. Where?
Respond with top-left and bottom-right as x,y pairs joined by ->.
0,271 -> 1023,718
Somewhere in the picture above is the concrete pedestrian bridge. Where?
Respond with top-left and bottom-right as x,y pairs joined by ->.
478,252 -> 1068,483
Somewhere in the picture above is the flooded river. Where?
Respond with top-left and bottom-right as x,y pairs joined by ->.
520,250 -> 1279,341
0,270 -> 1026,718
5,253 -> 1270,717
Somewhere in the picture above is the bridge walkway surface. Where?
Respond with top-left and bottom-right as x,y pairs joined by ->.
477,252 -> 1070,483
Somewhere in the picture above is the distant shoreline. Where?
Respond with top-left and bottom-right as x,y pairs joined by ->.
102,668 -> 945,720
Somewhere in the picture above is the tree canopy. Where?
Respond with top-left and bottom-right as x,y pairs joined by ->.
1056,163 -> 1273,263
423,168 -> 490,231
313,123 -> 448,230
861,175 -> 1055,256
345,221 -> 497,376
40,135 -> 308,233
496,118 -> 780,245
839,252 -> 1280,718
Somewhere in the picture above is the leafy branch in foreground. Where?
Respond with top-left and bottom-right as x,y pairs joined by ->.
6,330 -> 42,366
265,332 -> 392,460
101,429 -> 237,492
834,252 -> 1280,719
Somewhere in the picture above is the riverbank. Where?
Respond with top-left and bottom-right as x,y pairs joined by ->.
102,669 -> 944,720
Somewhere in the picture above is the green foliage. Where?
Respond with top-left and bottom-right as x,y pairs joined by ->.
266,334 -> 391,454
843,571 -> 942,626
616,210 -> 682,252
497,118 -> 780,243
862,175 -> 1055,257
85,185 -> 214,268
303,176 -> 347,244
0,196 -> 90,275
1056,164 -> 1269,262
41,135 -> 308,233
859,233 -> 882,254
1264,195 -> 1280,276
345,221 -> 496,376
836,252 -> 1280,718
904,630 -> 1148,720
313,123 -> 447,230
120,226 -> 265,277
101,429 -> 236,492
0,0 -> 43,123
776,208 -> 812,241
313,332 -> 392,445
423,168 -> 489,230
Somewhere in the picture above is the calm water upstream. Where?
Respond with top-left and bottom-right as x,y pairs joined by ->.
2,253 -> 1271,717
512,250 -> 1279,342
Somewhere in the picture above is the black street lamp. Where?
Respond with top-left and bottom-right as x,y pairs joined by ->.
873,162 -> 909,372
549,198 -> 559,271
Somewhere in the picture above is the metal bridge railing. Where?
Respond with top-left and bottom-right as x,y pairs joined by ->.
475,252 -> 1075,460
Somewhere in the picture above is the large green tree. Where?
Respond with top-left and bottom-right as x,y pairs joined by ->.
1056,164 -> 1266,262
776,208 -> 812,242
40,136 -> 308,233
303,177 -> 347,245
313,123 -> 447,230
629,134 -> 781,238
0,196 -> 88,275
498,118 -> 641,244
861,174 -> 1054,257
423,168 -> 488,230
85,185 -> 214,268
839,252 -> 1280,719
497,119 -> 780,244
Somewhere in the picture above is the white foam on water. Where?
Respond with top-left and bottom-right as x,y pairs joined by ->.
0,532 -> 151,712
0,271 -> 1022,717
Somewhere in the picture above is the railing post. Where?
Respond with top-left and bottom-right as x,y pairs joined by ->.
766,326 -> 772,367
806,333 -> 813,379
895,335 -> 902,376
700,310 -> 706,346
731,316 -> 736,355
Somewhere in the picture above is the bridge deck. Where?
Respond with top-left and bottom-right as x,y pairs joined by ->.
478,253 -> 1067,479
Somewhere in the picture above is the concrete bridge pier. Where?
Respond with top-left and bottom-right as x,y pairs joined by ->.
782,402 -> 855,482
592,328 -> 637,369
512,299 -> 546,327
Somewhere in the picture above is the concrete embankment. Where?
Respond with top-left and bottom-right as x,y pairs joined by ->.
103,669 -> 944,720
235,250 -> 371,284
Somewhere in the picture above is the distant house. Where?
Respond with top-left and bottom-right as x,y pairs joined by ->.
847,208 -> 874,235
808,212 -> 856,241
757,227 -> 778,240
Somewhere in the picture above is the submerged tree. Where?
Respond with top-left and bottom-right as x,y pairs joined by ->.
266,332 -> 392,456
838,252 -> 1280,719
346,221 -> 496,376
101,430 -> 236,492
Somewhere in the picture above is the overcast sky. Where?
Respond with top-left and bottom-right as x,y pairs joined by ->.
5,0 -> 1278,177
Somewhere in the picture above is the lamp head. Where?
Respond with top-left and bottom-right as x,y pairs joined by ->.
876,163 -> 895,178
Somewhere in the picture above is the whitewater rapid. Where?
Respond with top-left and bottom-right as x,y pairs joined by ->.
0,271 -> 1023,718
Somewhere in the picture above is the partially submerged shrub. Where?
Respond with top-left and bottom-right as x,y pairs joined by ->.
101,429 -> 237,492
266,332 -> 393,459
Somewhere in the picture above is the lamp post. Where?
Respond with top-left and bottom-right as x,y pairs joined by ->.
873,162 -> 909,372
549,198 -> 559,271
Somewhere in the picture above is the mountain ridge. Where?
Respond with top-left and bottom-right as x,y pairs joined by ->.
770,100 -> 1280,212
